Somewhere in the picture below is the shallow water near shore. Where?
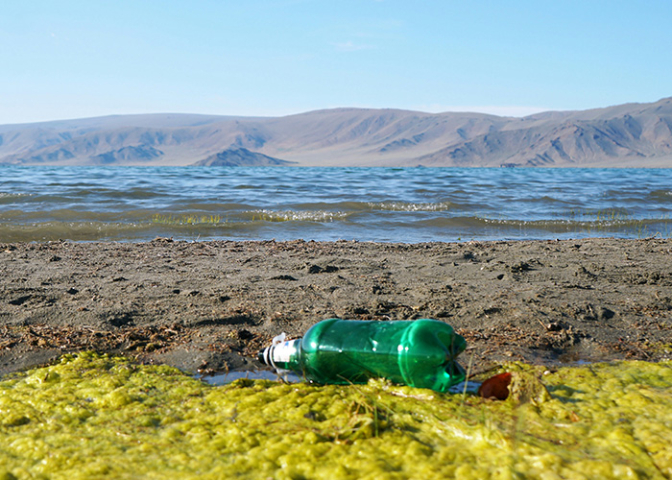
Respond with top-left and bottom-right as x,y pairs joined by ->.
2,166 -> 672,243
203,369 -> 301,385
1,353 -> 671,479
202,369 -> 483,394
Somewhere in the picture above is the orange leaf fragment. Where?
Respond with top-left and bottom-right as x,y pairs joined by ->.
478,372 -> 512,400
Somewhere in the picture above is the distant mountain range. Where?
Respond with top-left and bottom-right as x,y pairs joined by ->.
1,97 -> 672,167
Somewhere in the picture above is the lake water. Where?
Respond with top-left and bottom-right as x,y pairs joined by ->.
1,166 -> 671,243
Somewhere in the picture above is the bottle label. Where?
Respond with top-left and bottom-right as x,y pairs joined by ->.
272,340 -> 299,364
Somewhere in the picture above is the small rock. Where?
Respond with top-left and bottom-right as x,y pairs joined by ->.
510,261 -> 531,273
546,322 -> 563,332
271,275 -> 297,281
596,307 -> 616,321
307,264 -> 339,274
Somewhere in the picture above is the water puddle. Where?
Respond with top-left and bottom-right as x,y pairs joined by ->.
203,369 -> 482,393
203,369 -> 301,386
448,380 -> 481,394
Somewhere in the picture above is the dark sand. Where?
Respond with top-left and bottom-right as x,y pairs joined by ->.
1,238 -> 671,377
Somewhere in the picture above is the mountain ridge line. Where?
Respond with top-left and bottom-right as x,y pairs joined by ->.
1,97 -> 671,167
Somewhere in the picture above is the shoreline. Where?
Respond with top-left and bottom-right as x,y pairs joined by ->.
1,237 -> 671,377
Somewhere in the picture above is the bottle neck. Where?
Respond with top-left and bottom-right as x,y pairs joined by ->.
262,339 -> 301,371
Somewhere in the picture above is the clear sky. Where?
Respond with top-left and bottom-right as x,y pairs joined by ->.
1,0 -> 671,124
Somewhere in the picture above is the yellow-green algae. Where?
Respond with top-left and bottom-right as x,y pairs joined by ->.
1,353 -> 671,479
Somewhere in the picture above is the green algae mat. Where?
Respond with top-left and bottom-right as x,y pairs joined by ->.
1,353 -> 671,479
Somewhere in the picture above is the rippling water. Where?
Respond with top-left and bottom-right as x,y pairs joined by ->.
1,166 -> 671,243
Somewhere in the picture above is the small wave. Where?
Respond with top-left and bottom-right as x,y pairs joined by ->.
0,222 -> 153,242
649,190 -> 672,202
0,192 -> 29,198
0,209 -> 157,223
0,220 -> 250,243
247,209 -> 349,222
366,201 -> 455,212
171,202 -> 255,212
517,195 -> 574,205
0,192 -> 34,204
125,187 -> 171,199
414,215 -> 672,234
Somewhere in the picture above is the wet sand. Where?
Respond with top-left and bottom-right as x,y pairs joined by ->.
1,238 -> 671,377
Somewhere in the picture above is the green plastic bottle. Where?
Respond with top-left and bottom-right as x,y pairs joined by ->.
258,318 -> 467,392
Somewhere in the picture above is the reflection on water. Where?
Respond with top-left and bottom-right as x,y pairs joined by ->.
203,369 -> 483,393
203,369 -> 301,385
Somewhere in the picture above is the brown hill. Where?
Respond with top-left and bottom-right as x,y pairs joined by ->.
1,98 -> 671,167
192,147 -> 295,166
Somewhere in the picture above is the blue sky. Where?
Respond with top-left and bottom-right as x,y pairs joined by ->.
1,0 -> 671,124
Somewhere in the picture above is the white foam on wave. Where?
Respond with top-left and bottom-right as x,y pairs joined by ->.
250,209 -> 349,222
367,201 -> 454,212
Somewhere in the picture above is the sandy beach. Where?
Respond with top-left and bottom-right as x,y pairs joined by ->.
1,237 -> 671,377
